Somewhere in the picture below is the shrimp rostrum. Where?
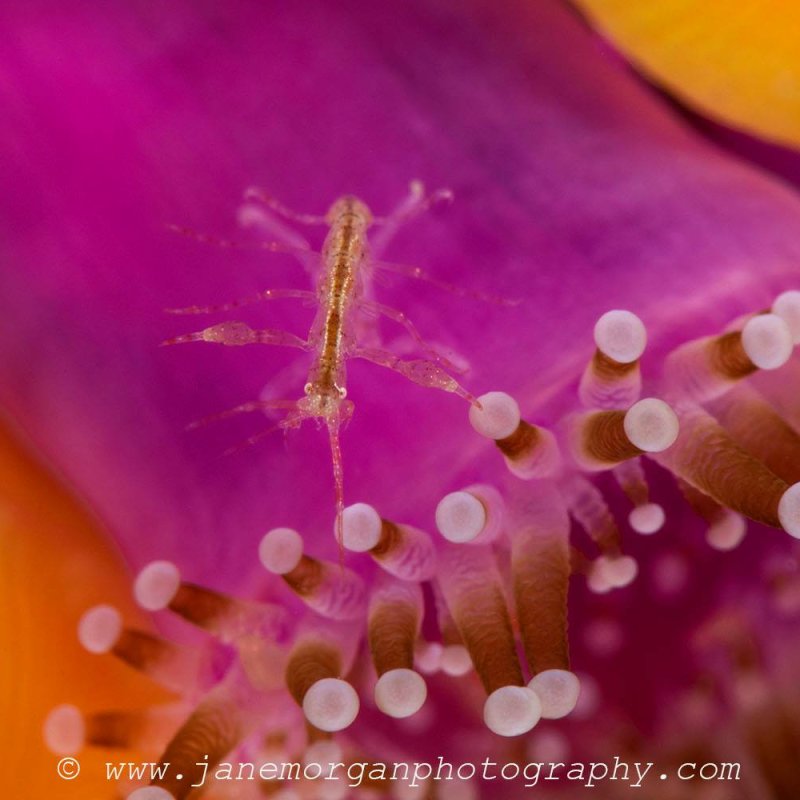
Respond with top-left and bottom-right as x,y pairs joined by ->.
165,182 -> 478,542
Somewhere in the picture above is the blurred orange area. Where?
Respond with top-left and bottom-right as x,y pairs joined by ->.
0,417 -> 168,799
574,0 -> 800,148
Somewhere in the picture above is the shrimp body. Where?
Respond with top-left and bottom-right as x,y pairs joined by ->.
302,196 -> 373,412
166,183 -> 476,549
288,196 -> 374,546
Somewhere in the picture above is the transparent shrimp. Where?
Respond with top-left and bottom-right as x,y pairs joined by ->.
164,182 -> 478,548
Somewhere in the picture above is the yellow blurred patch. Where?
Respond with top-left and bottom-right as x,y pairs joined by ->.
575,0 -> 800,148
0,418 -> 168,799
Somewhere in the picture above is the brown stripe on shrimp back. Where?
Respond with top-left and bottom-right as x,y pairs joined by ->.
309,196 -> 373,397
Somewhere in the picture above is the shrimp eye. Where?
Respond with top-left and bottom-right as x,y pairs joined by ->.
337,385 -> 347,399
303,382 -> 313,396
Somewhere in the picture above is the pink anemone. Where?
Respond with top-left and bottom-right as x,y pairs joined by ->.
3,1 -> 800,798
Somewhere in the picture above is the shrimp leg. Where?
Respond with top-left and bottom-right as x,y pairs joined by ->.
357,298 -> 466,374
236,198 -> 320,275
167,289 -> 316,315
369,181 -> 452,258
374,259 -> 520,306
162,321 -> 309,350
168,224 -> 313,260
187,399 -> 302,430
352,345 -> 477,405
243,187 -> 328,226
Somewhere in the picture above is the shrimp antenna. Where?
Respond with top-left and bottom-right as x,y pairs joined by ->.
371,181 -> 453,225
243,187 -> 328,226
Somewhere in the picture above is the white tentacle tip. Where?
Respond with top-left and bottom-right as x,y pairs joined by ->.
741,313 -> 793,370
259,527 -> 304,574
436,780 -> 479,800
778,483 -> 800,539
77,605 -> 122,653
483,685 -> 542,736
586,567 -> 612,594
374,669 -> 427,718
134,561 -> 181,611
629,503 -> 665,534
415,641 -> 443,674
303,678 -> 360,732
304,739 -> 344,768
435,491 -> 486,543
623,398 -> 679,453
773,290 -> 800,344
607,555 -> 639,588
528,670 -> 581,719
469,392 -> 520,440
706,512 -> 747,551
594,310 -> 647,363
439,644 -> 473,676
591,555 -> 638,591
341,503 -> 382,552
127,789 -> 176,800
43,705 -> 85,754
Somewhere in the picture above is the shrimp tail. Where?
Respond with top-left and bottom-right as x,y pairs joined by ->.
326,415 -> 346,566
